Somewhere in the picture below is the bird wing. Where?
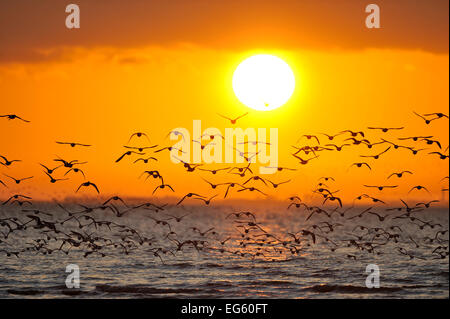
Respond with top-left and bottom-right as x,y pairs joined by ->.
235,112 -> 249,120
413,111 -> 426,120
16,116 -> 30,122
115,152 -> 128,163
176,195 -> 187,205
379,146 -> 391,155
217,113 -> 232,121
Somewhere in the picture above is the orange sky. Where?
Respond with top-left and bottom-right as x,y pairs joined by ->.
0,1 -> 448,205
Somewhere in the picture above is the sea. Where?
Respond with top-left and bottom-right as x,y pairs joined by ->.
0,203 -> 448,299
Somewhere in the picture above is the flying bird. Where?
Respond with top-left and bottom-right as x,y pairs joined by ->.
2,194 -> 32,205
133,157 -> 158,164
408,185 -> 430,194
367,127 -> 404,133
64,168 -> 86,179
123,145 -> 158,153
297,135 -> 320,145
363,185 -> 398,191
0,114 -> 30,122
76,182 -> 100,194
53,157 -> 87,168
398,136 -> 433,142
325,143 -> 351,152
0,155 -> 21,167
166,130 -> 186,141
198,167 -> 231,175
421,138 -> 442,149
56,141 -> 92,148
193,194 -> 219,206
153,184 -> 175,195
345,138 -> 371,146
223,183 -> 245,198
413,111 -> 447,125
292,154 -> 319,165
127,132 -> 150,143
320,132 -> 344,141
237,187 -> 268,196
350,162 -> 371,170
415,200 -> 439,209
176,193 -> 206,205
155,146 -> 186,154
424,112 -> 448,119
340,130 -> 365,138
388,171 -> 413,179
360,147 -> 391,160
323,196 -> 343,208
40,163 -> 61,174
265,179 -> 291,189
429,152 -> 449,160
217,112 -> 249,124
262,166 -> 297,172
115,151 -> 146,163
44,172 -> 68,184
3,174 -> 33,185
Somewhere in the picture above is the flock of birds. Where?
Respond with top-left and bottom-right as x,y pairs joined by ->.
0,110 -> 449,264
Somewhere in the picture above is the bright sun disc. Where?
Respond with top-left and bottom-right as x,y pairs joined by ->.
232,54 -> 295,111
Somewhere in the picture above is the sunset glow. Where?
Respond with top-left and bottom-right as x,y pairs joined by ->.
232,54 -> 296,111
0,0 -> 448,303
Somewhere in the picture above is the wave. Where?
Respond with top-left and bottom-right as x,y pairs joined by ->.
203,281 -> 235,288
224,265 -> 245,270
8,289 -> 43,296
301,284 -> 403,294
95,284 -> 200,295
241,280 -> 293,286
436,271 -> 449,278
170,262 -> 195,269
202,263 -> 224,268
264,270 -> 290,276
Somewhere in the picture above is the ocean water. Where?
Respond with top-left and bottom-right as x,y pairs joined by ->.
0,203 -> 448,299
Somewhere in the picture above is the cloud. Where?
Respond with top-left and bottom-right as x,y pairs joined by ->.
0,0 -> 448,63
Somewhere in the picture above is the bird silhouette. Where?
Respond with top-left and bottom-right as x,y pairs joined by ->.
3,174 -> 33,185
217,112 -> 248,124
350,162 -> 371,170
56,141 -> 92,148
127,132 -> 150,143
0,155 -> 21,167
44,172 -> 68,184
429,152 -> 449,160
115,151 -> 146,163
0,114 -> 30,122
360,147 -> 391,160
408,185 -> 430,194
76,182 -> 100,194
368,127 -> 404,133
388,171 -> 413,179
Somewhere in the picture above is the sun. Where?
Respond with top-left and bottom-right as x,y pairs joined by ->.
232,54 -> 296,111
